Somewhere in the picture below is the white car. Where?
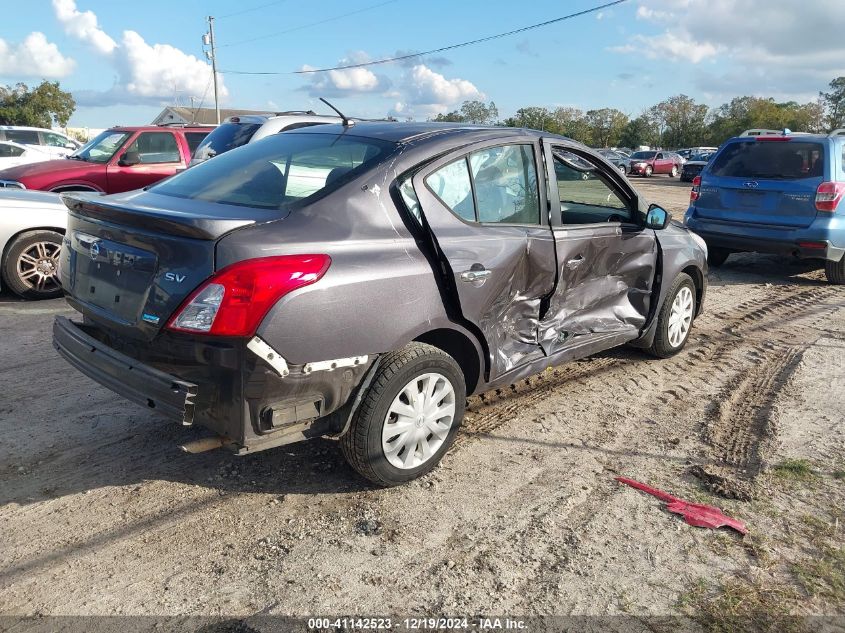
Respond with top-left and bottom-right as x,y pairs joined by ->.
0,189 -> 68,299
0,126 -> 81,159
0,141 -> 52,169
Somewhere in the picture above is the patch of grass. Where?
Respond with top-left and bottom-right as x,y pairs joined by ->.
679,576 -> 806,633
833,471 -> 845,480
772,458 -> 816,481
791,545 -> 845,603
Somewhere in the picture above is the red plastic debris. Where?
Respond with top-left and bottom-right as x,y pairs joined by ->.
616,476 -> 748,535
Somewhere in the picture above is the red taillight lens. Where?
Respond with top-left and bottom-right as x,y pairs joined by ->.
166,255 -> 331,337
690,175 -> 701,203
815,182 -> 845,212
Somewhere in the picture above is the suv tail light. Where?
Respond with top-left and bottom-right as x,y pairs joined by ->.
690,175 -> 701,203
815,182 -> 845,212
166,255 -> 331,336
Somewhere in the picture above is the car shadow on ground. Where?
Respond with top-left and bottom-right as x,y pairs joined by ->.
706,253 -> 828,287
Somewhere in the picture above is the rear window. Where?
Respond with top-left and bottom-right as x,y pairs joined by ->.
710,141 -> 825,179
153,132 -> 394,210
191,122 -> 261,161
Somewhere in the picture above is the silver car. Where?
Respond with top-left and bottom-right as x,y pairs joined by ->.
0,189 -> 66,298
53,123 -> 708,486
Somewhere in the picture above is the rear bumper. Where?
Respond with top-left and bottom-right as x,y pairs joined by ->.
53,316 -> 198,424
686,213 -> 845,262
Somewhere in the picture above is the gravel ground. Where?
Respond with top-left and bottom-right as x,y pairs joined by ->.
1,178 -> 843,626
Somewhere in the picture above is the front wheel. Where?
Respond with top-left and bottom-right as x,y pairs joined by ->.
670,165 -> 678,178
1,230 -> 64,299
618,164 -> 627,175
648,273 -> 696,358
340,343 -> 466,486
825,255 -> 845,284
644,165 -> 653,177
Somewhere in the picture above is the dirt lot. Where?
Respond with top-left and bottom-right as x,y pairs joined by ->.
1,177 -> 844,629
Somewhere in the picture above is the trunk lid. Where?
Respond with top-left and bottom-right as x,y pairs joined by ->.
695,139 -> 825,229
59,190 -> 281,341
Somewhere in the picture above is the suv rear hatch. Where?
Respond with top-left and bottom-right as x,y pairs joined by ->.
59,190 -> 280,341
696,139 -> 825,228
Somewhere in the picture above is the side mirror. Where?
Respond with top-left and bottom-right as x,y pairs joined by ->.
645,204 -> 671,229
118,151 -> 140,167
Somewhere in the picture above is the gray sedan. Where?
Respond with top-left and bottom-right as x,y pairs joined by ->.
53,122 -> 708,485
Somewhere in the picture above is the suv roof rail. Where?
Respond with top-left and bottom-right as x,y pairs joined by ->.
829,128 -> 845,137
272,110 -> 318,116
157,122 -> 216,128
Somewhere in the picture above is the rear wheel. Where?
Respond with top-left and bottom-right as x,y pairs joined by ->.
618,164 -> 626,175
707,247 -> 730,268
825,255 -> 845,284
648,273 -> 696,358
1,230 -> 63,299
340,343 -> 466,486
644,165 -> 653,178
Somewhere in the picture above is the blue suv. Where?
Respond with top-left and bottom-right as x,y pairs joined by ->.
684,129 -> 845,284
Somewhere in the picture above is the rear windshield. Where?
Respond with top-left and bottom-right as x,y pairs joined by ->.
710,141 -> 825,179
191,122 -> 262,162
153,132 -> 395,210
631,151 -> 656,159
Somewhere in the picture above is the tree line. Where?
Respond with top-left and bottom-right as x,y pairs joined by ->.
433,77 -> 845,149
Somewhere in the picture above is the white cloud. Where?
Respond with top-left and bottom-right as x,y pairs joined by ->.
405,64 -> 483,109
300,52 -> 388,97
0,32 -> 75,78
615,0 -> 845,98
52,0 -> 116,55
51,0 -> 226,106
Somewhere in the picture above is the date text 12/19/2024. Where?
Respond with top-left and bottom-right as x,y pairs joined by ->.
307,618 -> 528,630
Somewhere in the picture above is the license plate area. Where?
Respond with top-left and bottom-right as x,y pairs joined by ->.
71,231 -> 157,323
737,191 -> 764,208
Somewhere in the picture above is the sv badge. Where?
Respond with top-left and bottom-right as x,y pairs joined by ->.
165,272 -> 187,283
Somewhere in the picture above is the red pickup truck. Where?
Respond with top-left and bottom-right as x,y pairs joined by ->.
0,126 -> 211,193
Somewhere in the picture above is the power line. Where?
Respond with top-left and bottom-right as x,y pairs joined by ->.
219,0 -> 401,48
217,0 -> 288,20
219,0 -> 629,75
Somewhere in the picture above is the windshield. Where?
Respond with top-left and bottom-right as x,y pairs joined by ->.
191,122 -> 262,162
631,151 -> 656,159
690,153 -> 713,162
710,141 -> 824,179
154,132 -> 395,211
69,130 -> 131,163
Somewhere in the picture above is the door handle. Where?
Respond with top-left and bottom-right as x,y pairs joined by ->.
566,255 -> 585,270
460,268 -> 492,282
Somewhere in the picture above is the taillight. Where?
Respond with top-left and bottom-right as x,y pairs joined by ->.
690,175 -> 701,203
815,182 -> 845,212
166,255 -> 331,336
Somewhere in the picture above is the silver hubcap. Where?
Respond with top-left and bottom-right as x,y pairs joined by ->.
17,241 -> 61,293
668,286 -> 694,347
382,372 -> 456,470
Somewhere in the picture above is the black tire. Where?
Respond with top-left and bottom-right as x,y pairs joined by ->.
670,165 -> 678,178
707,247 -> 730,268
340,342 -> 466,487
648,273 -> 696,359
618,164 -> 627,175
644,165 -> 653,178
1,229 -> 64,299
825,255 -> 845,284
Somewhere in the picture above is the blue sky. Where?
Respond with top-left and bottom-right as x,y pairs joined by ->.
2,0 -> 844,128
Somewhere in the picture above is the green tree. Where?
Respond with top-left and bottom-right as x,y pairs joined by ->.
550,107 -> 591,143
502,107 -> 557,132
820,77 -> 845,130
0,81 -> 76,128
432,100 -> 499,125
585,108 -> 628,147
619,114 -> 659,149
651,94 -> 709,148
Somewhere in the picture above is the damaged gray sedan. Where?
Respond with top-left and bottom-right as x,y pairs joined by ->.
53,122 -> 707,486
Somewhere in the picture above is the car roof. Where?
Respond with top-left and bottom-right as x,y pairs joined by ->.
285,121 -> 563,145
107,126 -> 213,133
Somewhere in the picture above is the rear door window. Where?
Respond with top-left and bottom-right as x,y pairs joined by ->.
5,130 -> 40,145
185,132 -> 209,155
192,122 -> 261,161
710,141 -> 825,179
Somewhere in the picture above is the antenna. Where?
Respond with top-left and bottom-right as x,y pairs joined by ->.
320,97 -> 354,127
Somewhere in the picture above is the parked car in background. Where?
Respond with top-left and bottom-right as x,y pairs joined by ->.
190,111 -> 341,166
53,122 -> 707,486
0,126 -> 80,159
0,141 -> 52,169
628,150 -> 684,178
596,149 -> 629,174
0,189 -> 68,299
685,129 -> 845,283
680,152 -> 715,182
0,125 -> 211,193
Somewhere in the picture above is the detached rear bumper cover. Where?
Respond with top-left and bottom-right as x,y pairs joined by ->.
53,316 -> 198,424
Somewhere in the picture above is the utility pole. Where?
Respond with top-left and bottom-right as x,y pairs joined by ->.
203,16 -> 220,125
